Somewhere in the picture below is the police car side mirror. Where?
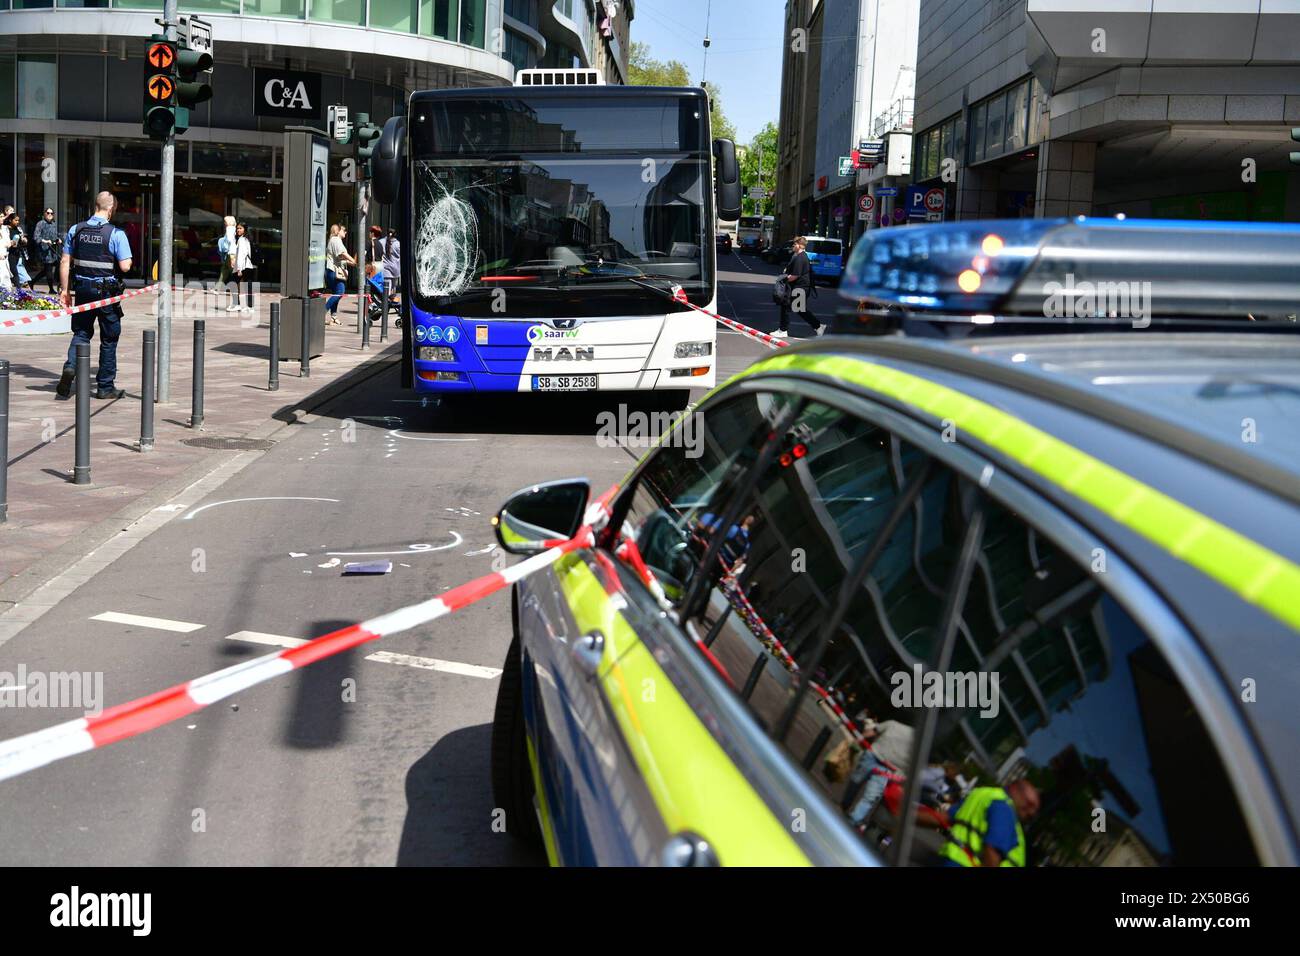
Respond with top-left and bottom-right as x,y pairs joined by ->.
372,116 -> 406,206
493,479 -> 591,555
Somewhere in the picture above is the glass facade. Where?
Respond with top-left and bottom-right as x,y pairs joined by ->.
17,55 -> 55,120
967,76 -> 1038,166
6,0 -> 498,45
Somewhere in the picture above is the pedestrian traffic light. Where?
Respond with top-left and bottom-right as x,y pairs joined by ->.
354,112 -> 382,178
172,37 -> 213,136
143,35 -> 177,141
1291,128 -> 1300,167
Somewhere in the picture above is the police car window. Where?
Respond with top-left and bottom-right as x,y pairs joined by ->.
618,392 -> 794,607
681,401 -> 936,842
908,495 -> 1257,867
678,401 -> 1256,866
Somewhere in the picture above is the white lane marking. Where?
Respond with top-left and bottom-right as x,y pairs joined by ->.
91,611 -> 205,633
325,532 -> 463,557
386,429 -> 478,442
224,633 -> 500,678
226,631 -> 304,649
464,545 -> 495,556
365,651 -> 501,679
318,558 -> 341,569
182,497 -> 340,521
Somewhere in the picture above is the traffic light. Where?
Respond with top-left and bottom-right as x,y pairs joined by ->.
354,112 -> 382,178
143,35 -> 177,141
172,37 -> 213,136
1291,128 -> 1300,167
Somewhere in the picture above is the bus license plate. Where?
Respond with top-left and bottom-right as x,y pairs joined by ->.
532,375 -> 597,392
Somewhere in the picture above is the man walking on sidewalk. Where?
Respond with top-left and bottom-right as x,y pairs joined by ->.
772,236 -> 822,340
56,191 -> 133,400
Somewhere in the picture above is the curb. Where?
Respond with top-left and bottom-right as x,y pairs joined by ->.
0,341 -> 401,611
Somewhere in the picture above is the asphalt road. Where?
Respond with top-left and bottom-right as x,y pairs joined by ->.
0,252 -> 801,866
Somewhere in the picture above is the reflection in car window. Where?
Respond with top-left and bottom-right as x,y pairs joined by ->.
680,400 -> 1256,866
619,392 -> 791,607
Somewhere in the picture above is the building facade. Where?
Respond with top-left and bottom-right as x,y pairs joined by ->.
0,0 -> 632,287
503,0 -> 633,84
912,0 -> 1300,222
775,0 -> 918,248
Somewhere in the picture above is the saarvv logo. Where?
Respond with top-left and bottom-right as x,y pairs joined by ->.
527,324 -> 581,342
50,886 -> 151,936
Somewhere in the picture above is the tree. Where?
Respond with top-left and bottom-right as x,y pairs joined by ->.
628,42 -> 737,143
739,121 -> 779,216
628,40 -> 690,87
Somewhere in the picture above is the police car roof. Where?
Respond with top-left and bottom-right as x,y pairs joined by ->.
785,331 -> 1300,507
837,217 -> 1300,328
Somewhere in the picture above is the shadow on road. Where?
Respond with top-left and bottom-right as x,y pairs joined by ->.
396,722 -> 546,866
280,619 -> 358,750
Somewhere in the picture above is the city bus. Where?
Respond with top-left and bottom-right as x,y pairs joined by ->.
735,214 -> 774,253
371,72 -> 742,406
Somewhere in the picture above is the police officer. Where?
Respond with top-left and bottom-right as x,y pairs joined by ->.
56,191 -> 133,400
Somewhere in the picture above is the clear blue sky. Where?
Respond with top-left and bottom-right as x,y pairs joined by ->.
631,0 -> 786,145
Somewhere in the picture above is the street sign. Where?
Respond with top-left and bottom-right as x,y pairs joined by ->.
838,155 -> 853,177
926,211 -> 944,222
876,186 -> 898,197
893,207 -> 907,223
857,211 -> 869,221
186,16 -> 213,65
328,105 -> 350,143
858,194 -> 875,213
747,186 -> 767,199
924,187 -> 946,213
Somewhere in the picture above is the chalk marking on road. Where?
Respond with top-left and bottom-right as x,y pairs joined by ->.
324,532 -> 463,557
224,632 -> 500,678
386,429 -> 478,442
182,497 -> 340,521
464,545 -> 495,556
90,611 -> 205,633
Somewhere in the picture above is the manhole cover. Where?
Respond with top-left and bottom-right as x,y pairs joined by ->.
181,436 -> 276,451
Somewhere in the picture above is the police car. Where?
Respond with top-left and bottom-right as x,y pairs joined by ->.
489,218 -> 1300,866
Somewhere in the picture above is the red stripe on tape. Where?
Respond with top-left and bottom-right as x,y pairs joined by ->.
441,571 -> 508,613
85,684 -> 200,748
281,623 -> 380,669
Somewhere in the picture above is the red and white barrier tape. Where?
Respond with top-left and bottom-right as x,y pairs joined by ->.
809,680 -> 870,748
0,284 -> 159,329
631,278 -> 790,351
0,485 -> 618,785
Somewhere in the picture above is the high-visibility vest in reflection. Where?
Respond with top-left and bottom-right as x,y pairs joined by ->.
941,786 -> 1026,867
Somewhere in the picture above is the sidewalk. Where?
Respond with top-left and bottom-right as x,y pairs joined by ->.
0,290 -> 399,603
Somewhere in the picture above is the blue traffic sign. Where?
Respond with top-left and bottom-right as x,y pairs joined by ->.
876,186 -> 898,197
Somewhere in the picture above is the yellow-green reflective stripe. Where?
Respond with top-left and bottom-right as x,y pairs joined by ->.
745,352 -> 1300,633
557,560 -> 810,866
526,735 -> 561,866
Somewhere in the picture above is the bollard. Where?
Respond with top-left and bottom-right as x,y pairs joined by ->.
140,329 -> 155,452
0,358 -> 8,522
269,301 -> 280,392
73,342 -> 90,485
361,294 -> 371,351
381,278 -> 390,343
190,319 -> 205,430
300,299 -> 310,378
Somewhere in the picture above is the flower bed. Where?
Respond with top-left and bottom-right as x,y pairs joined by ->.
0,287 -> 63,312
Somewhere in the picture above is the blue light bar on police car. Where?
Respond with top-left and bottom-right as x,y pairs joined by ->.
838,218 -> 1300,327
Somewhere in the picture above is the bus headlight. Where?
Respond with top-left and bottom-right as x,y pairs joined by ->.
418,347 -> 456,362
674,341 -> 713,359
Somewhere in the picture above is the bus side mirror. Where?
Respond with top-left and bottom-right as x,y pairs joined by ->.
714,138 -> 742,221
372,116 -> 406,205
